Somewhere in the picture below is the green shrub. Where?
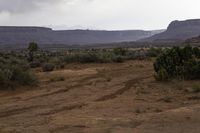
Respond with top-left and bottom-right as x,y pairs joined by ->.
126,50 -> 148,60
50,57 -> 65,69
192,84 -> 200,93
79,53 -> 99,63
63,54 -> 79,63
113,48 -> 127,56
0,64 -> 37,88
61,48 -> 153,64
64,52 -> 111,64
154,68 -> 169,81
148,47 -> 163,57
96,52 -> 113,63
113,56 -> 126,63
27,42 -> 39,62
154,46 -> 200,80
42,63 -> 55,72
29,61 -> 41,68
49,76 -> 65,82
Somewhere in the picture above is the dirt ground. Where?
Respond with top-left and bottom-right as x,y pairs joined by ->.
0,60 -> 200,133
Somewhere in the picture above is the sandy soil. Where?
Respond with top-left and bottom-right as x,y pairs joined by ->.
0,60 -> 199,133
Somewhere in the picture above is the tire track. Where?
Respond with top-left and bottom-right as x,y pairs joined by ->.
0,105 -> 46,118
50,125 -> 88,133
95,76 -> 152,102
39,103 -> 87,116
23,75 -> 98,101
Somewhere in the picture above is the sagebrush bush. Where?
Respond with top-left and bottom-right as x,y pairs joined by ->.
63,49 -> 128,64
63,53 -> 80,63
42,63 -> 55,72
147,47 -> 163,57
0,64 -> 37,88
154,68 -> 169,81
79,52 -> 99,63
50,57 -> 65,69
29,61 -> 41,68
49,76 -> 65,82
154,46 -> 200,80
113,47 -> 127,56
113,56 -> 126,63
192,84 -> 200,93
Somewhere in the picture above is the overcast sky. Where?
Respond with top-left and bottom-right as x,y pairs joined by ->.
0,0 -> 200,30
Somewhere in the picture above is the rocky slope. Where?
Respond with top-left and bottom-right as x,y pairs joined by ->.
141,19 -> 200,42
185,36 -> 200,43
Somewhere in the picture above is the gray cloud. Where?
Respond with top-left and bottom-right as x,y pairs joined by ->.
0,0 -> 64,13
0,0 -> 200,30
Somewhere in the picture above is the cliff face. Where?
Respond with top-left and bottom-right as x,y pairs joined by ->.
140,19 -> 200,42
0,26 -> 163,48
167,19 -> 200,31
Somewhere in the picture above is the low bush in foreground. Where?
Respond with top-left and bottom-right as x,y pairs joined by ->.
49,76 -> 65,82
0,60 -> 37,88
154,45 -> 200,80
42,63 -> 55,72
192,84 -> 200,93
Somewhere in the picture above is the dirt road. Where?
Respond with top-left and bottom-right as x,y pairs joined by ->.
0,60 -> 199,133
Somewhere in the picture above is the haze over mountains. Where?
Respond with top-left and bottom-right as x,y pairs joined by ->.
0,27 -> 163,48
1,19 -> 200,48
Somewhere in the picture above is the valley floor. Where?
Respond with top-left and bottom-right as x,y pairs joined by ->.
0,60 -> 200,133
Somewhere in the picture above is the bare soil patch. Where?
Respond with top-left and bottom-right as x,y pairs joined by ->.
0,60 -> 199,133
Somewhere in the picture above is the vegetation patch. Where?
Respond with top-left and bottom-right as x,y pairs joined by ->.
154,46 -> 200,81
0,56 -> 37,88
192,84 -> 200,93
49,76 -> 65,82
42,63 -> 55,72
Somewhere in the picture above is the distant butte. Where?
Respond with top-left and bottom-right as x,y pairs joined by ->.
140,19 -> 200,42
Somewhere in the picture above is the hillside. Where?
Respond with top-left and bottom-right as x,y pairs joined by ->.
140,19 -> 200,42
185,36 -> 200,43
0,26 -> 163,48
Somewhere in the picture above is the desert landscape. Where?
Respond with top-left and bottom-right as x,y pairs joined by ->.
0,0 -> 200,132
0,59 -> 199,133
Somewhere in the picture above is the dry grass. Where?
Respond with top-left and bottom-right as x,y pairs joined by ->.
0,60 -> 199,133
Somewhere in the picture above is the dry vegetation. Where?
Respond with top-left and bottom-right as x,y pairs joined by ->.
0,45 -> 200,133
0,59 -> 199,133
